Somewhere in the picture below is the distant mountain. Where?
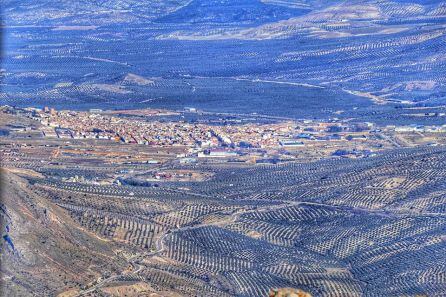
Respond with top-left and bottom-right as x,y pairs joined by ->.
2,0 -> 191,25
261,0 -> 343,9
160,0 -> 446,40
2,0 -> 445,109
3,0 -> 310,26
156,0 -> 310,24
4,0 -> 446,26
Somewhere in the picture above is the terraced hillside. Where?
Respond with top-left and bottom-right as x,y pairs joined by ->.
2,133 -> 446,295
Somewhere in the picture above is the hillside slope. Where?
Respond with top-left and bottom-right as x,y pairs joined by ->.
0,169 -> 127,296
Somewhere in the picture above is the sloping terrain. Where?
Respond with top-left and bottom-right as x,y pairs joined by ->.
2,138 -> 446,296
2,1 -> 446,296
2,0 -> 445,112
2,0 -> 192,25
1,106 -> 446,295
156,0 -> 309,25
0,169 -> 127,296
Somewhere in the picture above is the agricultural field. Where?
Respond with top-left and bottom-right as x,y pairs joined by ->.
1,0 -> 446,296
1,107 -> 446,296
1,0 -> 446,124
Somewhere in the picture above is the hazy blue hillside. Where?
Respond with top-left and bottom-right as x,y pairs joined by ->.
156,0 -> 310,24
1,0 -> 445,122
2,0 -> 191,25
